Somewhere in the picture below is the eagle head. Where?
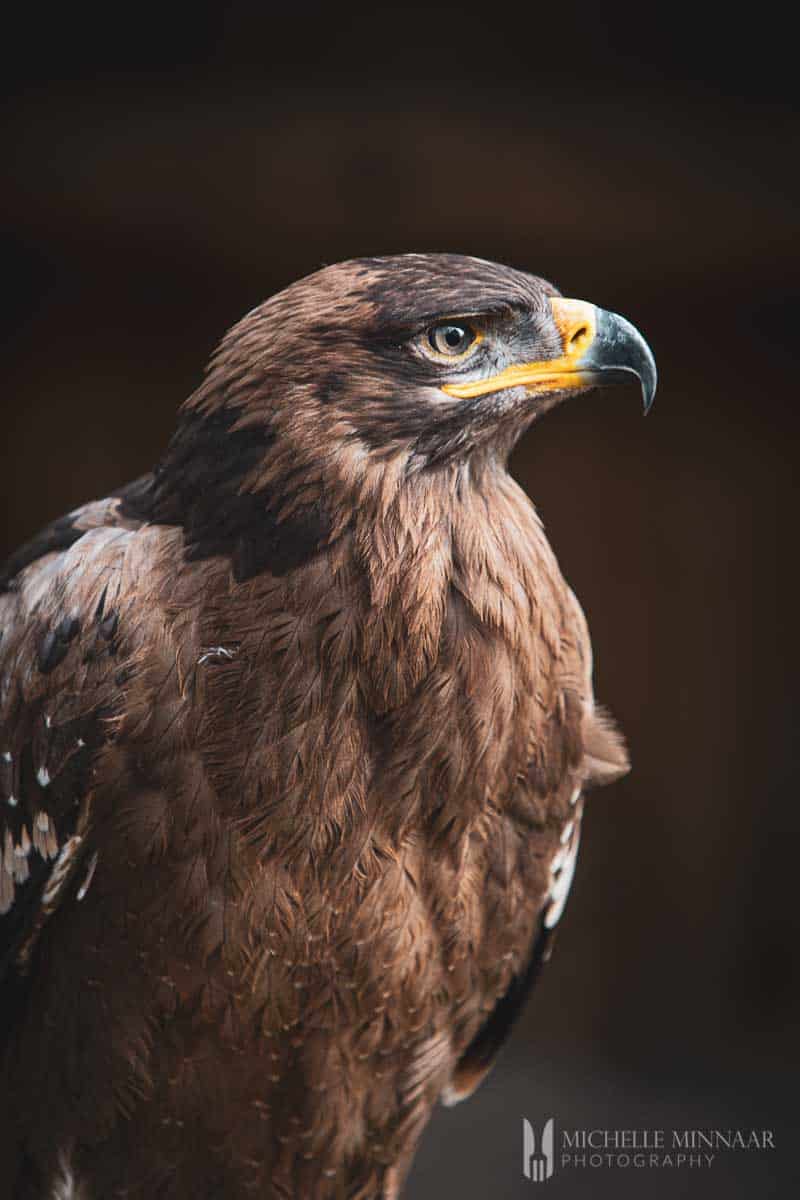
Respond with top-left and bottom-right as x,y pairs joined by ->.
134,254 -> 655,579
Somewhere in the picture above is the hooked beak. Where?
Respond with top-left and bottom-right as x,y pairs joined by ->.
442,297 -> 657,413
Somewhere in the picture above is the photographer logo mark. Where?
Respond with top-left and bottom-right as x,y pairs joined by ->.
523,1117 -> 555,1182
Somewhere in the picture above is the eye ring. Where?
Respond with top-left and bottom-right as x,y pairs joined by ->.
427,321 -> 480,358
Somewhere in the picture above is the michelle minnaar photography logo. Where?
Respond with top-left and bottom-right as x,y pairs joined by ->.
522,1117 -> 775,1181
523,1118 -> 555,1182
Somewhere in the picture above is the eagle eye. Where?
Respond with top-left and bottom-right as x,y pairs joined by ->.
427,321 -> 478,357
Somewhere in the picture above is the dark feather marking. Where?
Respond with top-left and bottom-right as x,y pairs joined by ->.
37,616 -> 80,675
100,612 -> 119,641
0,514 -> 83,592
120,409 -> 337,580
37,631 -> 65,675
112,472 -> 155,514
450,915 -> 554,1099
55,615 -> 80,644
95,584 -> 109,621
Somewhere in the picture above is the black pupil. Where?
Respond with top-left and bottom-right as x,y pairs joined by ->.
432,323 -> 473,354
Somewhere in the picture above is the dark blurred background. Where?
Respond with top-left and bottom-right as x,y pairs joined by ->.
2,5 -> 797,1196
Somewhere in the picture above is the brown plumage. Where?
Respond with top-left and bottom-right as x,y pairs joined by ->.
0,254 -> 654,1198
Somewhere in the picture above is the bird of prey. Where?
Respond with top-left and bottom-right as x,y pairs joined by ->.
0,254 -> 655,1199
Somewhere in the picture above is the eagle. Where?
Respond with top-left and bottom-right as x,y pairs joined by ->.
0,254 -> 655,1199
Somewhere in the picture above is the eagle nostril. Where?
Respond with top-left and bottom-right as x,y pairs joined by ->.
569,324 -> 590,350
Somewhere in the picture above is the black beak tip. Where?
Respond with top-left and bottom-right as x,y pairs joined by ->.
592,308 -> 657,415
641,364 -> 657,415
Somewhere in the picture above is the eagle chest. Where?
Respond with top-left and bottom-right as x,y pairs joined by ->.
340,578 -> 564,1044
211,567 -> 557,1049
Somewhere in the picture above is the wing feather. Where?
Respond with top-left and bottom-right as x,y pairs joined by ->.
0,497 -> 144,1024
444,694 -> 628,1104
